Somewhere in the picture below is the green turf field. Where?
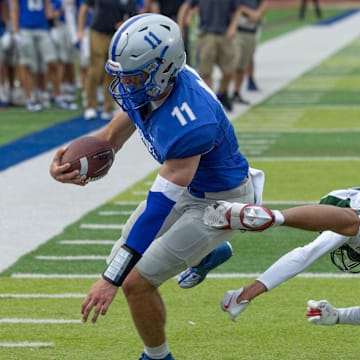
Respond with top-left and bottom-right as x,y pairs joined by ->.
1,7 -> 360,360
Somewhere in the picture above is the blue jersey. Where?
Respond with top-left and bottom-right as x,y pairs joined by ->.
19,0 -> 49,30
127,66 -> 249,195
51,0 -> 65,22
0,0 -> 4,36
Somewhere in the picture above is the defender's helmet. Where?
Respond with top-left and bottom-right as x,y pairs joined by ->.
330,244 -> 360,273
105,14 -> 186,111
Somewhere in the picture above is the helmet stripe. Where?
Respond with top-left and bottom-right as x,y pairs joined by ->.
111,14 -> 152,60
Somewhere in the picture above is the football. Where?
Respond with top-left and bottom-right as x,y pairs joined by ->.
61,136 -> 115,182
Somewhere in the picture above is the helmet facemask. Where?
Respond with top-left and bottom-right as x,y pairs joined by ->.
106,59 -> 163,111
330,244 -> 360,273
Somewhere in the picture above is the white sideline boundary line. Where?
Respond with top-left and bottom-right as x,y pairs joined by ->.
36,255 -> 106,260
80,223 -> 125,230
0,342 -> 54,348
0,318 -> 82,324
11,272 -> 360,279
0,293 -> 85,298
12,273 -> 102,278
60,240 -> 116,245
99,210 -> 133,215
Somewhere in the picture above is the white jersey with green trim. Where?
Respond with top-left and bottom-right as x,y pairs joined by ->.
257,187 -> 360,291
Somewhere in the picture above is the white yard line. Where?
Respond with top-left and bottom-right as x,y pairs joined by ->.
0,342 -> 54,348
0,293 -> 85,298
80,223 -> 125,230
0,318 -> 82,324
59,240 -> 116,245
1,13 -> 360,272
10,272 -> 360,279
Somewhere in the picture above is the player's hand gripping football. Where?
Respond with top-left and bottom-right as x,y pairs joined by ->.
49,147 -> 87,186
306,299 -> 339,325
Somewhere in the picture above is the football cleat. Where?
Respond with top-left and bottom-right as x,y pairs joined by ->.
139,352 -> 175,360
203,201 -> 274,231
306,299 -> 339,325
221,288 -> 249,322
178,242 -> 233,288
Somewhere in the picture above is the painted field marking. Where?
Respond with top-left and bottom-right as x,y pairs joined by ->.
0,342 -> 54,348
0,318 -> 82,324
10,273 -> 358,279
80,224 -> 124,230
132,191 -> 147,196
114,201 -> 140,206
99,210 -> 133,216
59,240 -> 116,245
35,255 -> 106,260
12,274 -> 101,278
0,293 -> 85,298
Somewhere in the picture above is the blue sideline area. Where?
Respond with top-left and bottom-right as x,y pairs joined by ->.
0,116 -> 107,171
0,9 -> 358,173
316,8 -> 359,26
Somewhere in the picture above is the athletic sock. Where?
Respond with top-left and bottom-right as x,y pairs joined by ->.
144,342 -> 170,359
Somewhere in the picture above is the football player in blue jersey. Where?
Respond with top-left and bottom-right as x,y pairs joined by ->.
49,13 -> 359,360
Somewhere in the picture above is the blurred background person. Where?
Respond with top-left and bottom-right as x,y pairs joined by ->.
299,0 -> 322,20
178,0 -> 241,112
50,0 -> 78,104
78,0 -> 137,121
10,0 -> 78,111
152,0 -> 194,65
232,0 -> 267,105
64,0 -> 92,108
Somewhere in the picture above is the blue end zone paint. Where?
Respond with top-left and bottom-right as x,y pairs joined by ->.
316,9 -> 359,26
0,116 -> 108,171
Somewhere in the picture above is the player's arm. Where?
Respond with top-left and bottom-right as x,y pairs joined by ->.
239,0 -> 267,24
49,110 -> 135,184
102,154 -> 201,286
220,231 -> 349,322
63,0 -> 78,45
45,0 -> 57,19
81,155 -> 201,323
77,1 -> 89,41
9,0 -> 19,33
227,6 -> 243,38
91,109 -> 136,152
176,2 -> 191,38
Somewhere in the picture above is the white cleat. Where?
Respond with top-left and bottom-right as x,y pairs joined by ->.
204,201 -> 274,231
221,288 -> 249,322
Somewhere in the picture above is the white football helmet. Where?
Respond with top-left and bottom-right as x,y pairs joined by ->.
105,14 -> 186,111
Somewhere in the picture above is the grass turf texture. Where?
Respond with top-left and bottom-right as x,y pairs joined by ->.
1,7 -> 360,360
1,278 -> 360,360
